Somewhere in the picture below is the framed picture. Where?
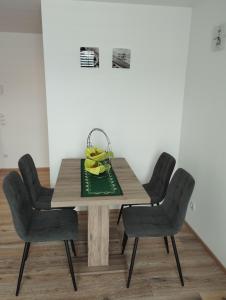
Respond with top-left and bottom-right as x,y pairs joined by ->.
112,48 -> 131,69
80,47 -> 99,68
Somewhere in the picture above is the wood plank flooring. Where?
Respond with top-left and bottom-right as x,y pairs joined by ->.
0,169 -> 226,300
200,291 -> 226,300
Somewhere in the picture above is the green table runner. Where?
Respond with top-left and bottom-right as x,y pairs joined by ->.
81,159 -> 123,197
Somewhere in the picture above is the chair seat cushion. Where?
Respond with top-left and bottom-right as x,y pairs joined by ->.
26,209 -> 78,242
122,206 -> 176,238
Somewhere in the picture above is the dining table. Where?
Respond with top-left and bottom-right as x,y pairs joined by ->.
51,158 -> 150,267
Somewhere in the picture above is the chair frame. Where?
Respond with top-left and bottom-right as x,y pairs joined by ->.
16,240 -> 77,296
121,232 -> 184,288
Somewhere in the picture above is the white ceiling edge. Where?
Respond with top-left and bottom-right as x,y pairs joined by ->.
0,0 -> 193,34
0,0 -> 42,34
73,0 -> 194,7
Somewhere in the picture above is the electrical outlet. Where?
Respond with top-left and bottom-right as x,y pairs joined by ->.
190,201 -> 196,211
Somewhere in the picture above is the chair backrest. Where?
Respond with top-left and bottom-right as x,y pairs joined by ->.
147,152 -> 176,203
18,153 -> 41,207
3,171 -> 33,241
163,168 -> 195,233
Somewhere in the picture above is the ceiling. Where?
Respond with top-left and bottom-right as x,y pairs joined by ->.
0,0 -> 193,34
0,0 -> 42,33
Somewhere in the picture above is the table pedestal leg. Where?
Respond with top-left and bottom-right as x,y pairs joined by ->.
88,205 -> 109,267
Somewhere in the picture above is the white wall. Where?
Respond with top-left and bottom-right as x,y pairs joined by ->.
179,0 -> 226,267
41,0 -> 191,185
0,33 -> 49,168
0,128 -> 3,168
80,0 -> 193,7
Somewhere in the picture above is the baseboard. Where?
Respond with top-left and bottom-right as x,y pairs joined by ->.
0,167 -> 49,175
0,168 -> 18,176
185,221 -> 226,275
36,167 -> 50,171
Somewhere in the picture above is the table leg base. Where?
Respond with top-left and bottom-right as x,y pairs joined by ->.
74,255 -> 127,275
88,205 -> 109,267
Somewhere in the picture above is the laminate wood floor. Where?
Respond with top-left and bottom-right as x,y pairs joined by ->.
0,169 -> 226,300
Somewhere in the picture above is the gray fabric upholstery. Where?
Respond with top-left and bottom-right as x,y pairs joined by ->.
3,171 -> 33,241
122,168 -> 195,237
3,172 -> 78,242
18,154 -> 53,210
143,152 -> 176,204
26,209 -> 78,242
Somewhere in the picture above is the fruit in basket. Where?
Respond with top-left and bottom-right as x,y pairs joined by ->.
84,159 -> 111,175
85,147 -> 113,162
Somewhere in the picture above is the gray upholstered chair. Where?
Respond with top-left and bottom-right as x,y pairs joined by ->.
142,152 -> 176,205
3,171 -> 78,296
18,153 -> 53,210
117,152 -> 176,224
117,152 -> 176,254
121,168 -> 195,288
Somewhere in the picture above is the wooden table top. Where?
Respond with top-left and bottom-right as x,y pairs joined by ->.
51,158 -> 150,207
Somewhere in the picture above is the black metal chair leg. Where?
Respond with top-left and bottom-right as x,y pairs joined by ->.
25,242 -> 31,261
164,236 -> 169,254
16,242 -> 30,296
121,232 -> 128,254
127,237 -> 139,288
171,236 -> 184,286
117,205 -> 124,224
70,240 -> 76,257
64,240 -> 77,291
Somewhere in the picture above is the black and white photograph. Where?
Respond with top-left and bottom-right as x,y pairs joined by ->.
112,48 -> 131,69
80,47 -> 99,68
212,24 -> 226,51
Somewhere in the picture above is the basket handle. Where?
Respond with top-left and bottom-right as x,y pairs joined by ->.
87,128 -> 112,154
